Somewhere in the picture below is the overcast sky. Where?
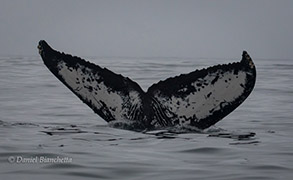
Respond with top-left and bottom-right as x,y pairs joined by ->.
0,0 -> 292,59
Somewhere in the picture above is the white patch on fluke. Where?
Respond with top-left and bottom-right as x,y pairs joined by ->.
56,61 -> 142,120
153,69 -> 247,125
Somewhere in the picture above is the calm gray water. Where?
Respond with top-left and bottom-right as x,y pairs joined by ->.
0,55 -> 292,179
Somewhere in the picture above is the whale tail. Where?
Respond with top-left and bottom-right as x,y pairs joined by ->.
38,40 -> 256,130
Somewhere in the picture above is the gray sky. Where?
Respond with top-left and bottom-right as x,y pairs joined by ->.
0,0 -> 292,59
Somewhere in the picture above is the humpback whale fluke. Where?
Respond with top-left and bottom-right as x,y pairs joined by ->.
38,40 -> 256,131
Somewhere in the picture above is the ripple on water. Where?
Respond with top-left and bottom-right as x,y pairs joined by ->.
1,57 -> 293,179
179,147 -> 229,154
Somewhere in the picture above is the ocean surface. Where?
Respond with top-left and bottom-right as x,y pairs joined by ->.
0,55 -> 292,179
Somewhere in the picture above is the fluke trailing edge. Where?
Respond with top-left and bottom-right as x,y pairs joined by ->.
38,40 -> 256,131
